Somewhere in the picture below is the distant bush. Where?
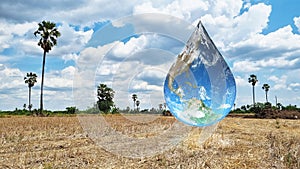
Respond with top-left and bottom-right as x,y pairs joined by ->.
282,104 -> 299,111
0,107 -> 79,116
230,102 -> 300,119
162,110 -> 172,116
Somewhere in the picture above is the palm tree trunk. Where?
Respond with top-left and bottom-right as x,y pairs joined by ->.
266,91 -> 268,103
29,87 -> 31,112
252,85 -> 255,106
40,50 -> 46,116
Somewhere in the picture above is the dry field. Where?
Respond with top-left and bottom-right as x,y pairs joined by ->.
0,115 -> 300,169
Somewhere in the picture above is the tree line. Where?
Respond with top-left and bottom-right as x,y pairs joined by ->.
0,106 -> 77,117
96,83 -> 169,115
231,74 -> 300,116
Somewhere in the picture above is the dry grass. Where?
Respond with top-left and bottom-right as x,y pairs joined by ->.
0,115 -> 299,168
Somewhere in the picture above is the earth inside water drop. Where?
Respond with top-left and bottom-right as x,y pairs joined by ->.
164,21 -> 236,127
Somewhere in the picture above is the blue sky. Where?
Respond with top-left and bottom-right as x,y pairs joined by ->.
0,0 -> 299,110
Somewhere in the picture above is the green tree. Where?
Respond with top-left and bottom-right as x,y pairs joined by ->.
276,103 -> 282,110
136,100 -> 140,111
241,105 -> 247,111
262,83 -> 270,103
248,74 -> 258,106
97,84 -> 115,113
24,72 -> 37,112
34,21 -> 61,115
132,94 -> 137,110
66,107 -> 77,114
283,104 -> 298,111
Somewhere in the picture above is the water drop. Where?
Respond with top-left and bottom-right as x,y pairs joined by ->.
164,21 -> 236,127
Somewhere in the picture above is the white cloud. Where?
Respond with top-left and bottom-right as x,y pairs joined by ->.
288,83 -> 300,91
61,66 -> 76,78
258,57 -> 299,68
229,25 -> 300,60
233,57 -> 300,72
210,0 -> 243,17
45,77 -> 73,89
133,0 -> 209,20
112,14 -> 194,46
0,20 -> 93,61
131,81 -> 161,91
136,68 -> 166,83
198,3 -> 271,53
0,64 -> 24,90
76,42 -> 118,70
0,65 -> 31,110
59,22 -> 93,45
39,69 -> 74,95
0,21 -> 37,52
0,21 -> 37,37
51,23 -> 93,56
52,1 -> 140,25
235,75 -> 249,87
261,26 -> 300,49
109,34 -> 181,65
112,35 -> 148,58
294,16 -> 300,32
268,75 -> 287,90
62,53 -> 79,62
218,104 -> 231,109
233,60 -> 260,72
95,60 -> 120,76
243,2 -> 251,10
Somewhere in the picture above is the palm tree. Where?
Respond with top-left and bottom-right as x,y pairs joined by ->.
34,21 -> 61,115
262,83 -> 270,102
97,84 -> 115,113
24,72 -> 37,112
132,94 -> 137,110
159,103 -> 163,111
248,74 -> 258,106
136,100 -> 140,111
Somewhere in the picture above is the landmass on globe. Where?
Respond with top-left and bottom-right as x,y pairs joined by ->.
163,20 -> 236,127
179,98 -> 222,126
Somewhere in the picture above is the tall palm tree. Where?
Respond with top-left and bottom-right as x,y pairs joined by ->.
34,21 -> 61,115
136,100 -> 140,111
248,74 -> 258,106
24,72 -> 37,112
132,94 -> 137,110
262,83 -> 270,102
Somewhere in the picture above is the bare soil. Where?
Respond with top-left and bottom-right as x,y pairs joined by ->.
0,115 -> 299,168
256,109 -> 300,119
